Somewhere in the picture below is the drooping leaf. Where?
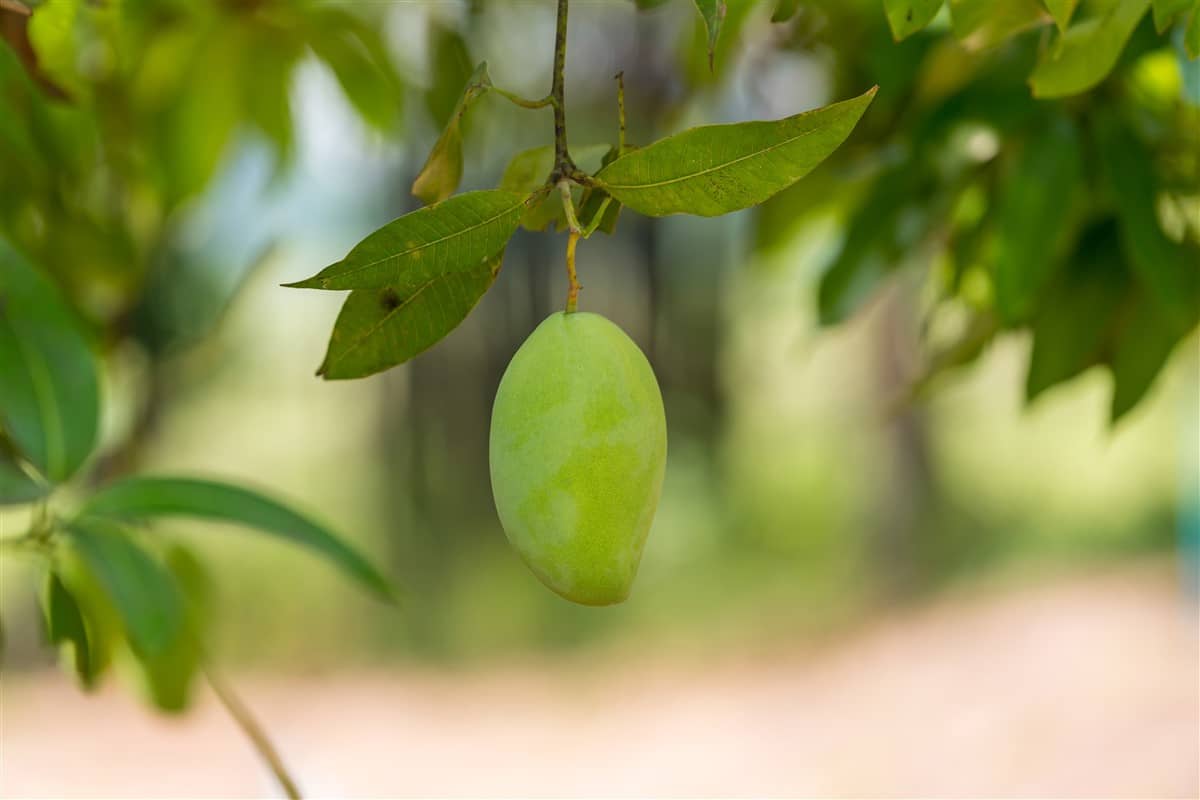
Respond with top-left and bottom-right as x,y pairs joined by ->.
991,118 -> 1082,325
771,0 -> 800,22
285,189 -> 527,291
0,447 -> 47,506
1030,0 -> 1151,98
1095,113 -> 1200,330
949,0 -> 1047,49
818,160 -> 926,325
1044,0 -> 1079,31
42,572 -> 98,687
498,144 -> 613,232
308,15 -> 402,131
1025,227 -> 1129,402
595,87 -> 878,217
135,544 -> 209,712
81,476 -> 395,600
885,0 -> 946,40
1110,290 -> 1185,421
319,252 -> 504,379
425,23 -> 476,129
693,0 -> 728,69
1151,0 -> 1192,31
0,237 -> 99,484
65,518 -> 187,659
412,62 -> 491,205
1185,4 -> 1199,65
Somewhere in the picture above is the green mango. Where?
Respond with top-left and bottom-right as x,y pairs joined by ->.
489,312 -> 667,605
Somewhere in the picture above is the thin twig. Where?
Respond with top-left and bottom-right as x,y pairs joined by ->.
614,71 -> 626,152
205,667 -> 302,800
492,87 -> 555,110
550,0 -> 574,177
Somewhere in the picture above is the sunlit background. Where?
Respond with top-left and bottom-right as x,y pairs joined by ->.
2,0 -> 1198,796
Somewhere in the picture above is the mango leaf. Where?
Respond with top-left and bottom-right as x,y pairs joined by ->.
1110,291 -> 1184,421
320,251 -> 504,379
771,0 -> 800,22
499,144 -> 612,232
991,118 -> 1082,325
81,476 -> 395,600
595,87 -> 877,217
65,518 -> 187,659
135,544 -> 209,712
950,0 -> 1047,49
0,238 -> 99,484
0,447 -> 46,506
1152,0 -> 1192,31
425,23 -> 475,129
1186,5 -> 1200,63
1095,113 -> 1199,331
1044,0 -> 1079,31
42,572 -> 99,688
1030,0 -> 1150,98
412,62 -> 491,205
818,160 -> 925,325
885,0 -> 946,40
694,0 -> 727,69
307,12 -> 402,131
1025,227 -> 1129,402
285,189 -> 526,291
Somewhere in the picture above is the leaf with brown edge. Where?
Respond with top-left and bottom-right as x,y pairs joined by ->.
412,61 -> 491,205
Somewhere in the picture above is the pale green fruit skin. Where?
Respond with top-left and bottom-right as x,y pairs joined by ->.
489,312 -> 667,606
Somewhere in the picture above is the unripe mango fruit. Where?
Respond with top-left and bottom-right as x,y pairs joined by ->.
489,312 -> 667,605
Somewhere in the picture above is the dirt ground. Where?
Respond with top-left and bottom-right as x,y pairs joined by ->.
1,561 -> 1197,798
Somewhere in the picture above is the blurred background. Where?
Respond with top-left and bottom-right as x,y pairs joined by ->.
1,0 -> 1198,796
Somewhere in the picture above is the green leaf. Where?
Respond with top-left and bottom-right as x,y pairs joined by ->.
1044,0 -> 1079,31
950,0 -> 1047,49
42,572 -> 98,688
771,0 -> 800,22
0,238 -> 99,484
1095,113 -> 1200,330
0,448 -> 47,506
885,0 -> 946,40
135,544 -> 208,712
81,476 -> 395,600
1152,0 -> 1192,31
1110,291 -> 1184,421
1025,227 -> 1129,401
425,23 -> 476,129
65,518 -> 187,658
1030,0 -> 1151,98
991,118 -> 1082,325
595,87 -> 878,217
412,62 -> 491,205
818,160 -> 925,325
309,23 -> 401,131
285,189 -> 527,291
499,144 -> 613,232
1186,3 -> 1200,57
319,251 -> 504,379
693,0 -> 728,69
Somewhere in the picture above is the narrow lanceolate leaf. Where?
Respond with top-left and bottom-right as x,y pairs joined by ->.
1151,0 -> 1191,32
1110,291 -> 1184,422
992,118 -> 1081,325
0,447 -> 46,506
694,0 -> 727,69
0,238 -> 99,484
1044,0 -> 1079,31
1025,227 -> 1129,402
1030,0 -> 1151,98
595,87 -> 877,217
65,518 -> 187,658
950,0 -> 1046,49
320,252 -> 503,379
412,62 -> 491,205
285,190 -> 526,291
885,0 -> 945,41
1095,113 -> 1200,331
42,572 -> 97,688
82,476 -> 395,600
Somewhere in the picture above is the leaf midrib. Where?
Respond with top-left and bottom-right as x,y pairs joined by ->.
598,122 -> 827,193
324,195 -> 521,284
